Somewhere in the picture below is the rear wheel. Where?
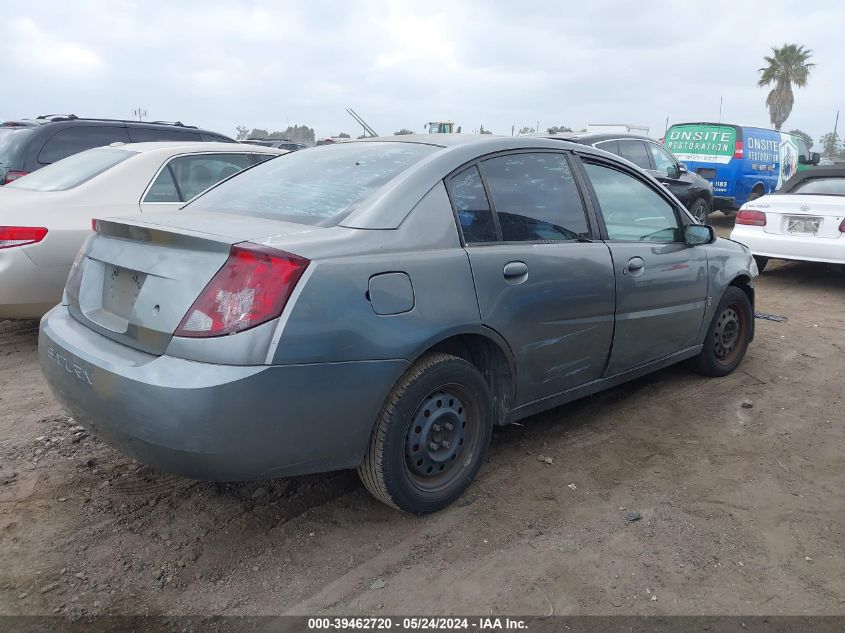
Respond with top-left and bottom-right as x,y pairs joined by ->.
689,198 -> 710,224
748,186 -> 765,201
687,286 -> 752,377
753,255 -> 769,273
358,353 -> 493,514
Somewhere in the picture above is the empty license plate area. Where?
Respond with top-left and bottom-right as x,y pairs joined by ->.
102,265 -> 146,318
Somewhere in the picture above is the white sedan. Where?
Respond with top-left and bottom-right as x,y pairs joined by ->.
730,167 -> 845,272
0,142 -> 286,318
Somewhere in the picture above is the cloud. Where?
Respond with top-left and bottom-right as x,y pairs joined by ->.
0,0 -> 842,146
4,17 -> 103,76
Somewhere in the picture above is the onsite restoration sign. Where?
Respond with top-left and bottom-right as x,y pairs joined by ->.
665,124 -> 736,164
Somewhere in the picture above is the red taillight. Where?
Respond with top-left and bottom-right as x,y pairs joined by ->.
0,226 -> 48,249
175,243 -> 309,338
733,141 -> 744,159
736,209 -> 767,226
3,170 -> 28,184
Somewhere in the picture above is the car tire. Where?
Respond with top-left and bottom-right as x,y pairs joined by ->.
358,353 -> 493,514
753,255 -> 769,273
689,198 -> 710,224
687,286 -> 752,378
748,187 -> 765,202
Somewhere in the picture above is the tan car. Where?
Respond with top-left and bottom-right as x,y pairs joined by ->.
0,142 -> 286,318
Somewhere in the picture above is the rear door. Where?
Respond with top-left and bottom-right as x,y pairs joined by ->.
577,155 -> 708,376
448,151 -> 616,406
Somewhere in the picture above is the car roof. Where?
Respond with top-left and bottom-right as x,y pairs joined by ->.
779,166 -> 845,193
543,132 -> 657,144
95,141 -> 287,155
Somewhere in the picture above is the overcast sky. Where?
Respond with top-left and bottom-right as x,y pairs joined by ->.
2,0 -> 842,147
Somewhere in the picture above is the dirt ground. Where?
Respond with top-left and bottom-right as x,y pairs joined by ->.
1,216 -> 843,617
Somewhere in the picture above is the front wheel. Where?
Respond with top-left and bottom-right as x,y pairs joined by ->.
358,353 -> 493,514
687,287 -> 752,377
689,198 -> 710,224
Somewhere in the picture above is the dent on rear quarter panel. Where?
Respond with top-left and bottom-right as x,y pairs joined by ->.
271,183 -> 482,365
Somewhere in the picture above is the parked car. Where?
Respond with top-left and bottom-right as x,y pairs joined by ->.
664,122 -> 820,213
240,138 -> 308,152
38,135 -> 756,514
549,132 -> 714,222
0,115 -> 235,185
730,166 -> 845,271
0,142 -> 285,318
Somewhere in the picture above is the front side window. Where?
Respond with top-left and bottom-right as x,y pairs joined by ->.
648,143 -> 677,175
446,165 -> 496,243
480,152 -> 589,242
584,162 -> 682,242
8,148 -> 135,192
617,139 -> 651,170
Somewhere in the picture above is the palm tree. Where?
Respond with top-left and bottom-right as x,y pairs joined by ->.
758,44 -> 815,130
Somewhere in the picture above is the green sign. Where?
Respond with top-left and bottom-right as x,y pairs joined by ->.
665,124 -> 736,164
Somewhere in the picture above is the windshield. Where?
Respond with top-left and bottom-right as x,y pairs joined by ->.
7,148 -> 135,192
188,141 -> 437,226
0,127 -> 35,166
790,177 -> 845,196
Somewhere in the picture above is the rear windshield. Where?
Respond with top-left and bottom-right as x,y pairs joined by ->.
789,177 -> 845,196
7,148 -> 135,191
188,141 -> 437,226
0,127 -> 35,166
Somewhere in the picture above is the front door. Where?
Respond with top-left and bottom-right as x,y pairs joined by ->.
446,152 -> 616,406
579,158 -> 709,376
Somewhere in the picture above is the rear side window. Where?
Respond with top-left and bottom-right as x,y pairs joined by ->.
584,162 -> 681,242
37,126 -> 130,165
7,148 -> 135,192
144,153 -> 255,203
617,140 -> 651,169
447,166 -> 496,243
188,142 -> 436,226
0,127 -> 35,166
480,152 -> 589,242
593,140 -> 619,156
128,127 -> 201,143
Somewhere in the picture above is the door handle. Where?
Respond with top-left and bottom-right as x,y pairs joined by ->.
503,261 -> 529,278
627,256 -> 645,272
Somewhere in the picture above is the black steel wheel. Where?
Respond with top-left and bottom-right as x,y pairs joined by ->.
358,353 -> 493,514
687,286 -> 752,377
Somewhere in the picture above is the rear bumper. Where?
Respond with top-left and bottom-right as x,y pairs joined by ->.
39,306 -> 408,480
0,247 -> 66,319
730,226 -> 845,265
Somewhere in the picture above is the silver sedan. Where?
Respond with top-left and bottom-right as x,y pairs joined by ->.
38,135 -> 757,513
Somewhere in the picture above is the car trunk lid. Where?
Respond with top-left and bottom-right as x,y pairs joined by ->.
753,195 -> 845,238
65,212 -> 325,355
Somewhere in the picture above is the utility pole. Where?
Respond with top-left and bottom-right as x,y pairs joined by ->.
133,108 -> 147,122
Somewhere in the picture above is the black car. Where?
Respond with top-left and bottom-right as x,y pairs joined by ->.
548,133 -> 714,222
0,115 -> 234,185
240,138 -> 308,152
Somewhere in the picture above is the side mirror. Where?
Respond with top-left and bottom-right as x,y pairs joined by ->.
667,164 -> 681,179
685,224 -> 715,245
678,162 -> 688,174
810,151 -> 820,165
